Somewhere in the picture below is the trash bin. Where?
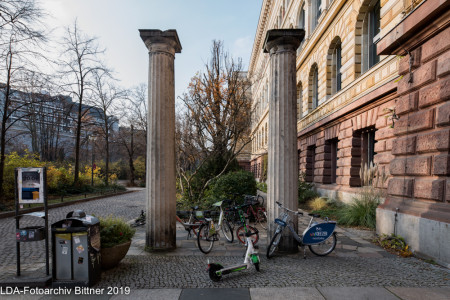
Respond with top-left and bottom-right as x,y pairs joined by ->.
52,210 -> 101,287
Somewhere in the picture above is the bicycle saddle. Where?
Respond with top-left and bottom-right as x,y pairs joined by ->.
308,213 -> 321,218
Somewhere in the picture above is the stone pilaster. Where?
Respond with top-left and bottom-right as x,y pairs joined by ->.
140,29 -> 181,250
264,29 -> 304,252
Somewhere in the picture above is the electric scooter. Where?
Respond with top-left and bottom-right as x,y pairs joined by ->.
207,231 -> 260,281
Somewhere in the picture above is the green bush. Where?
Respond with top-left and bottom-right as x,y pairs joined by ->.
3,151 -> 44,200
256,182 -> 267,193
99,216 -> 136,248
298,172 -> 318,204
205,170 -> 257,207
180,152 -> 240,204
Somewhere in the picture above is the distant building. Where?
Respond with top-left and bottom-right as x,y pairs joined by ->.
249,0 -> 450,266
0,84 -> 118,160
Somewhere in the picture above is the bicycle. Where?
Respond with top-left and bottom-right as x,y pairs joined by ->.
207,230 -> 260,282
196,200 -> 234,254
243,195 -> 267,229
267,201 -> 337,259
175,206 -> 204,239
232,203 -> 260,246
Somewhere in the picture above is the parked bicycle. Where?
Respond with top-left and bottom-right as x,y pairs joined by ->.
232,203 -> 260,245
243,195 -> 267,229
196,200 -> 234,254
175,206 -> 205,240
267,201 -> 337,259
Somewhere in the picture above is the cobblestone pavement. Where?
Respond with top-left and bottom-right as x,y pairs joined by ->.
1,190 -> 449,290
97,225 -> 450,289
0,190 -> 145,277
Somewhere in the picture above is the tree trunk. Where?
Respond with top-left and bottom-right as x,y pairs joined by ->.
129,125 -> 135,186
74,99 -> 82,185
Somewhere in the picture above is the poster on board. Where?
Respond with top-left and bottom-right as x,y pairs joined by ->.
17,168 -> 45,204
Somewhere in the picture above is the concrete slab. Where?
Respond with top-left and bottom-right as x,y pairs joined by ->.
318,287 -> 400,300
179,288 -> 249,300
111,289 -> 182,300
387,287 -> 450,300
250,287 -> 325,300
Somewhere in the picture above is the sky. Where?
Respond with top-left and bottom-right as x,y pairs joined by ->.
40,0 -> 263,101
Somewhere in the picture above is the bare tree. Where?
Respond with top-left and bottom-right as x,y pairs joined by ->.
58,20 -> 109,185
0,0 -> 47,201
178,40 -> 253,203
91,70 -> 124,185
117,84 -> 147,186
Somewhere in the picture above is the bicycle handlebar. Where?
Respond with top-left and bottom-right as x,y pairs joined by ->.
276,201 -> 304,215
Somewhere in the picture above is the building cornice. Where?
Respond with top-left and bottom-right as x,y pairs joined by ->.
249,0 -> 273,75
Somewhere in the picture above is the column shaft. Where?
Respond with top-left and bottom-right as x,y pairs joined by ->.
140,29 -> 181,250
264,29 -> 304,252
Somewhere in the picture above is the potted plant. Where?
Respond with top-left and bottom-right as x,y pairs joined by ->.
99,216 -> 136,269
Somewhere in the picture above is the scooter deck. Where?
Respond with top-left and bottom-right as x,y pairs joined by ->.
218,263 -> 247,275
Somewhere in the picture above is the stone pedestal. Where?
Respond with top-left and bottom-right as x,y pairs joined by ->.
264,29 -> 304,252
140,29 -> 181,250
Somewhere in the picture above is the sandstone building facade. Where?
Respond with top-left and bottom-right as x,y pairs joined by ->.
249,0 -> 449,266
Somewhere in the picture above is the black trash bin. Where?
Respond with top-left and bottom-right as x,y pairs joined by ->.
51,210 -> 101,287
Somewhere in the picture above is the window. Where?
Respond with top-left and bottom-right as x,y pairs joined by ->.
329,138 -> 339,184
327,37 -> 342,96
297,4 -> 306,53
297,82 -> 303,120
265,122 -> 268,145
354,127 -> 377,182
362,128 -> 376,166
311,0 -> 322,32
306,145 -> 316,182
368,0 -> 381,68
358,0 -> 381,74
309,64 -> 319,110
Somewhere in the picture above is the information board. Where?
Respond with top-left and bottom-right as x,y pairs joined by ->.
17,167 -> 45,204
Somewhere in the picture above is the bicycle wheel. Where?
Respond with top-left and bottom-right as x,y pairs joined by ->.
221,219 -> 234,243
308,233 -> 337,256
266,231 -> 282,259
236,225 -> 259,245
197,223 -> 215,254
256,209 -> 267,229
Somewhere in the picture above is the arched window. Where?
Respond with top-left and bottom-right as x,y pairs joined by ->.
297,3 -> 306,54
297,82 -> 303,120
327,37 -> 342,96
309,64 -> 319,110
265,122 -> 268,145
311,0 -> 322,32
356,0 -> 381,76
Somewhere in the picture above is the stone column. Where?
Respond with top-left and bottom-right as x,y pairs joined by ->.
139,29 -> 181,250
264,29 -> 304,252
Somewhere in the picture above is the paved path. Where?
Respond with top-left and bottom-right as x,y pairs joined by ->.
1,190 -> 449,299
0,191 -> 145,277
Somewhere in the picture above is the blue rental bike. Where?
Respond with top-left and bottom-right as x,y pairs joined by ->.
267,201 -> 337,258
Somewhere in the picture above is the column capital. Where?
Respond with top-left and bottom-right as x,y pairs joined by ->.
263,29 -> 305,54
139,29 -> 182,54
